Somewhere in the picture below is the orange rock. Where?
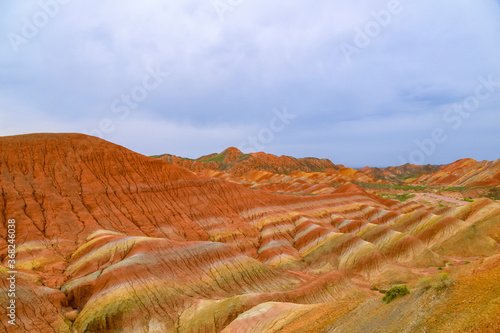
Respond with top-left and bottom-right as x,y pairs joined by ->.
0,133 -> 499,332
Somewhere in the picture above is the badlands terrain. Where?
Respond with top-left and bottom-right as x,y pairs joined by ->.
0,133 -> 499,332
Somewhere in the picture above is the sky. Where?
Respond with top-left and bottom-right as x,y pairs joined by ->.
1,0 -> 500,168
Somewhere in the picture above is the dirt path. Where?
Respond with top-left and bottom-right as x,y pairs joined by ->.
423,193 -> 468,205
411,193 -> 468,206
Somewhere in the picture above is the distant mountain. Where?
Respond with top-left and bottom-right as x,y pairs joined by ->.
359,159 -> 500,187
154,147 -> 384,195
359,163 -> 442,183
155,147 -> 341,176
410,158 -> 500,186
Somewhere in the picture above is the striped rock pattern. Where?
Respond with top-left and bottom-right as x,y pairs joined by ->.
411,158 -> 500,186
0,134 -> 499,332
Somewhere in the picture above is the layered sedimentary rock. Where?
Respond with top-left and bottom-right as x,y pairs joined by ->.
156,147 -> 340,176
197,168 -> 383,195
360,163 -> 442,183
157,148 -> 383,195
411,158 -> 500,186
0,134 -> 499,332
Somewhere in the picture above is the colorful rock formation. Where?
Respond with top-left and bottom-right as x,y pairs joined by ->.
411,158 -> 500,186
0,134 -> 499,332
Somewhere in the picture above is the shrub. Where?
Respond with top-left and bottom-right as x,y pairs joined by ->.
431,272 -> 454,290
382,285 -> 410,303
416,277 -> 433,291
370,286 -> 379,291
418,273 -> 454,292
438,267 -> 443,270
465,261 -> 471,264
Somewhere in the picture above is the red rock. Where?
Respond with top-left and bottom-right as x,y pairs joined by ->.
0,133 -> 499,332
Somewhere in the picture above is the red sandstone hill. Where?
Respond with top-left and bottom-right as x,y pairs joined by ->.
0,133 -> 499,332
156,147 -> 383,195
360,163 -> 442,183
359,159 -> 500,187
156,147 -> 341,176
410,158 -> 500,187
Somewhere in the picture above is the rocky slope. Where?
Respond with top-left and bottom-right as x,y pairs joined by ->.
0,134 -> 499,332
156,148 -> 384,195
156,147 -> 340,176
411,158 -> 500,187
360,163 -> 442,183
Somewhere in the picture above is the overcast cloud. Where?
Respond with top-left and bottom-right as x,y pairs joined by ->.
0,0 -> 499,167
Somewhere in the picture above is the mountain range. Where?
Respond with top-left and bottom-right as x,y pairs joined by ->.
0,133 -> 499,332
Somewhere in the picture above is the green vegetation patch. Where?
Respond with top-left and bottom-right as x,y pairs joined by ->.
200,153 -> 226,163
417,272 -> 454,291
397,170 -> 426,181
380,193 -> 416,202
382,285 -> 410,303
442,186 -> 471,192
238,153 -> 250,161
442,186 -> 499,200
487,187 -> 500,200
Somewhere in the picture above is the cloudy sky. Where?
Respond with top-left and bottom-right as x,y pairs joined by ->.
1,0 -> 499,167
